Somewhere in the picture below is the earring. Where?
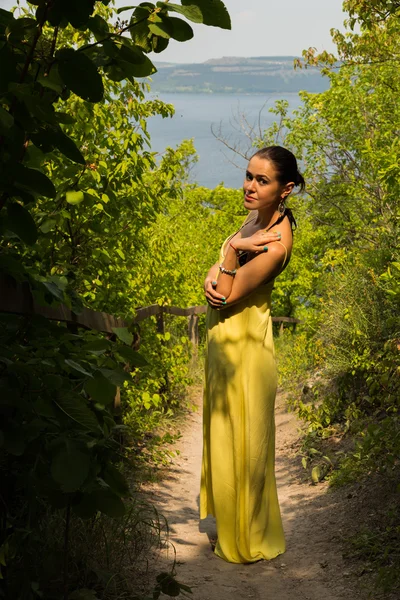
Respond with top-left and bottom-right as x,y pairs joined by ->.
278,197 -> 286,215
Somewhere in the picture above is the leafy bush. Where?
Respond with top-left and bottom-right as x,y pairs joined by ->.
122,317 -> 194,469
275,327 -> 323,392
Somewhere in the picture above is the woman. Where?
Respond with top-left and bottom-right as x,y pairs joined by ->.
200,145 -> 305,564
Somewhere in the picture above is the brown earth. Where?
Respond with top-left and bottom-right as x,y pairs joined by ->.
143,388 -> 379,600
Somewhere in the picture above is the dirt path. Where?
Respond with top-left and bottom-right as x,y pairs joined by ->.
145,389 -> 369,600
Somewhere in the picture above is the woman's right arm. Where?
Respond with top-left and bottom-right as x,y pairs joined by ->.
204,262 -> 225,306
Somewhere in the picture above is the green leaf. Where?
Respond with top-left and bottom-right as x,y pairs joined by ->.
126,54 -> 156,77
83,339 -> 110,354
156,572 -> 172,583
13,163 -> 56,198
51,448 -> 90,492
129,8 -> 153,52
7,202 -> 38,246
93,489 -> 126,518
57,48 -> 104,103
116,346 -> 148,367
158,2 -> 202,23
54,393 -> 100,431
9,87 -> 57,124
0,8 -> 15,29
118,41 -> 147,65
41,280 -> 64,303
30,129 -> 56,154
0,106 -> 14,133
55,112 -> 76,124
104,40 -> 156,79
40,218 -> 56,233
37,65 -> 64,94
6,17 -> 38,44
85,372 -> 116,405
66,190 -> 85,205
308,447 -> 321,456
37,0 -> 94,28
159,0 -> 230,27
98,368 -> 130,387
116,5 -> 136,14
36,0 -> 64,27
157,573 -> 181,597
106,55 -> 156,80
168,16 -> 194,41
311,465 -> 323,483
30,125 -> 82,162
64,359 -> 92,376
24,143 -> 46,170
103,464 -> 130,496
88,14 -> 109,40
148,14 -> 173,39
181,0 -> 231,28
52,128 -> 85,164
112,327 -> 133,345
62,0 -> 96,28
152,35 -> 169,53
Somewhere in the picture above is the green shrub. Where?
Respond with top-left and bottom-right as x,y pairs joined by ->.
345,503 -> 400,595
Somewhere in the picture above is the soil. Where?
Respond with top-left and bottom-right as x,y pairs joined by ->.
143,388 -> 381,600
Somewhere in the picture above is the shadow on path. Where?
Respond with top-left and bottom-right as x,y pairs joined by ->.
142,389 -> 370,600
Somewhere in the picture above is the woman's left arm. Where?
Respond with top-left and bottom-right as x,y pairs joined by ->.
210,242 -> 287,309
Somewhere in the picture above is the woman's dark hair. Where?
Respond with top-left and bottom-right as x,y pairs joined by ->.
252,145 -> 305,192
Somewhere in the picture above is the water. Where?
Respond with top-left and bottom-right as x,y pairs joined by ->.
146,93 -> 303,189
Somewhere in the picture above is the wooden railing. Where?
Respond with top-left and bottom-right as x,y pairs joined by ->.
0,274 -> 300,345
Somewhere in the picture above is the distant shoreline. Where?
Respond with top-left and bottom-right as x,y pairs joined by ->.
150,55 -> 328,95
149,89 -> 304,96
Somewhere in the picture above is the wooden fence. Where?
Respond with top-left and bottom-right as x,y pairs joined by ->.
0,274 -> 301,346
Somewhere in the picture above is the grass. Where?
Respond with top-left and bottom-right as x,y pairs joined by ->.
4,494 -> 171,600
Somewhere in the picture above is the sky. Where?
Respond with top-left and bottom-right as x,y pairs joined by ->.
1,0 -> 347,63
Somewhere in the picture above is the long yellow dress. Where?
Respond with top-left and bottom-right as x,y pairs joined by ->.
200,236 -> 287,564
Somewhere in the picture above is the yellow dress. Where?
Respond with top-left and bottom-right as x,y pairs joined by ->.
200,236 -> 287,564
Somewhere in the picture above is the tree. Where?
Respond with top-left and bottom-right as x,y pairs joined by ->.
0,2 -> 232,597
0,0 -> 230,246
260,8 -> 400,586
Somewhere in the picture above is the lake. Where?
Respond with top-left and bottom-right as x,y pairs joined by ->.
146,93 -> 303,189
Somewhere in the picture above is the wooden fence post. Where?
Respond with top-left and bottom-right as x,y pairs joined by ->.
156,309 -> 170,393
188,314 -> 199,353
156,310 -> 165,337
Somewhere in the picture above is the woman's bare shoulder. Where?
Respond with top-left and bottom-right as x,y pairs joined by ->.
274,216 -> 293,253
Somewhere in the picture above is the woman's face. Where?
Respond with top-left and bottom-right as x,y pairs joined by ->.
243,156 -> 286,212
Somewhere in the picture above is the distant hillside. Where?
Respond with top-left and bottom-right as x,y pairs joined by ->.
151,56 -> 329,94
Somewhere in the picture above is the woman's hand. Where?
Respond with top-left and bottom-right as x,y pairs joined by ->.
235,230 -> 281,254
204,277 -> 226,309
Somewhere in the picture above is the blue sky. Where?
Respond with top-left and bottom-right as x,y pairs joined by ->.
2,0 -> 347,63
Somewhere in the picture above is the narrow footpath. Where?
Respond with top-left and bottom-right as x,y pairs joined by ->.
144,389 -> 370,600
